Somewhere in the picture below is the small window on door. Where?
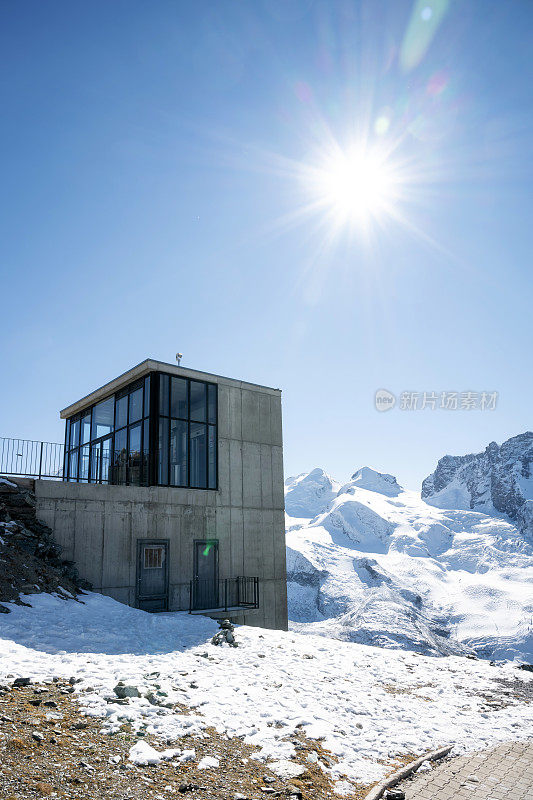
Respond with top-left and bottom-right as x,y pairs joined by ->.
144,545 -> 165,569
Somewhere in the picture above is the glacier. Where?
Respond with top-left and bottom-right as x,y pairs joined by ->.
286,464 -> 533,661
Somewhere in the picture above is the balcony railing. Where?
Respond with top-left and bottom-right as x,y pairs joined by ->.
189,577 -> 259,613
0,437 -> 64,480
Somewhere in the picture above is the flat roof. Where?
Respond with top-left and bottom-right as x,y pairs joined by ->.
60,358 -> 281,419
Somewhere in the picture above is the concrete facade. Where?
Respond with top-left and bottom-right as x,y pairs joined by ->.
34,362 -> 288,631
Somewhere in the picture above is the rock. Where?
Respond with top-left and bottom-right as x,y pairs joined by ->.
31,731 -> 44,743
287,789 -> 302,799
235,794 -> 249,800
263,776 -> 276,784
29,698 -> 42,706
260,790 -> 275,795
43,700 -> 58,708
268,760 -> 307,779
178,783 -> 200,793
422,432 -> 533,539
72,721 -> 89,730
35,782 -> 53,796
13,677 -> 31,687
384,791 -> 405,800
114,681 -> 141,699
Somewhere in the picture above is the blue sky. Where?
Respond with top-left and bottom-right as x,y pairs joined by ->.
1,0 -> 532,488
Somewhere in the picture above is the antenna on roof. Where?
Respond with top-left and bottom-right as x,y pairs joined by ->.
176,352 -> 183,366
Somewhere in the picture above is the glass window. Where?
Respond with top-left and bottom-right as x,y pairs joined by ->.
70,419 -> 80,450
208,384 -> 217,424
159,374 -> 169,416
142,418 -> 150,485
102,437 -> 112,483
68,449 -> 78,481
90,442 -> 101,483
170,419 -> 187,487
158,417 -> 169,485
129,387 -> 143,424
80,445 -> 90,482
190,422 -> 207,488
208,424 -> 217,489
128,423 -> 142,486
113,427 -> 127,484
190,381 -> 206,422
171,377 -> 188,419
81,414 -> 91,444
115,395 -> 128,430
91,397 -> 114,440
143,376 -> 151,417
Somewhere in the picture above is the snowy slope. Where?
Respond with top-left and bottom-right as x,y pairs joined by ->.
286,468 -> 533,661
1,592 -> 533,791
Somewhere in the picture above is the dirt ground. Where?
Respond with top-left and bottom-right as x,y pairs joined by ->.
0,678 -> 377,800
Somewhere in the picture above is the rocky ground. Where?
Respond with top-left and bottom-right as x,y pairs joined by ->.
0,479 -> 89,612
0,678 -> 378,800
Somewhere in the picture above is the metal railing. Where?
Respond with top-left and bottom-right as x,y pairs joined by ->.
0,437 -> 64,480
189,577 -> 259,613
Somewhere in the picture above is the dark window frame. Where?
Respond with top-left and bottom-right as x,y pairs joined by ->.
62,371 -> 217,490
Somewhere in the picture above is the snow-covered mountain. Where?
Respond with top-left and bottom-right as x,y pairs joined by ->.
422,432 -> 533,540
286,462 -> 533,662
284,468 -> 341,518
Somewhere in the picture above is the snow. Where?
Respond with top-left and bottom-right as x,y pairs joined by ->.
198,756 -> 220,769
286,468 -> 533,661
1,591 -> 533,788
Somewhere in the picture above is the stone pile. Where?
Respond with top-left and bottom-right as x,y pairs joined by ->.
0,478 -> 91,611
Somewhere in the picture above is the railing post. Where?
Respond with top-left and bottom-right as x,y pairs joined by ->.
38,441 -> 44,480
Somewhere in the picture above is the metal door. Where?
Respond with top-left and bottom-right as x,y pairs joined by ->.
193,540 -> 218,609
136,540 -> 169,612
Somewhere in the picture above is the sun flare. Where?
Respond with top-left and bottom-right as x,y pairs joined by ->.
312,146 -> 399,226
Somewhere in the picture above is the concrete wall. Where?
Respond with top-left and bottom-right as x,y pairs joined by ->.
35,377 -> 287,631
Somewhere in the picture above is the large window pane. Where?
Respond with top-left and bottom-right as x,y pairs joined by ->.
128,423 -> 142,486
81,414 -> 91,445
171,377 -> 188,419
190,422 -> 207,488
190,381 -> 206,422
143,376 -> 151,417
208,425 -> 217,489
90,442 -> 101,483
158,417 -> 169,485
170,419 -> 187,487
115,395 -> 128,430
129,387 -> 143,424
70,419 -> 80,450
208,384 -> 217,424
142,418 -> 150,486
91,397 -> 114,439
102,437 -> 112,483
80,445 -> 90,482
159,374 -> 169,416
113,427 -> 127,484
68,449 -> 78,481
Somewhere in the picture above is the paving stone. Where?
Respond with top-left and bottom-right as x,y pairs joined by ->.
403,742 -> 533,800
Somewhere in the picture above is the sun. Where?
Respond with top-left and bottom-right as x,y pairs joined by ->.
308,145 -> 401,228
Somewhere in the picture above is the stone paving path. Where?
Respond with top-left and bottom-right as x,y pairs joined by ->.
401,741 -> 533,800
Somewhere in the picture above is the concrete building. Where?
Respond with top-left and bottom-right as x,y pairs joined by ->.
34,359 -> 288,630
